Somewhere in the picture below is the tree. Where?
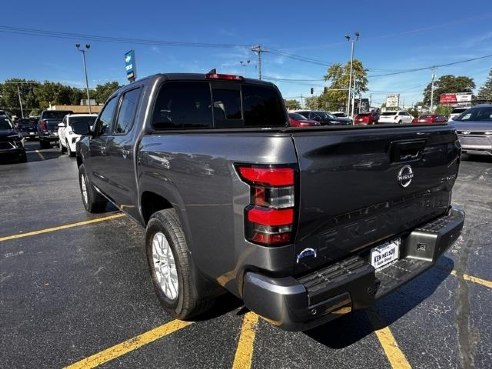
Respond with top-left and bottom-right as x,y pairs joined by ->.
305,96 -> 320,110
284,99 -> 301,110
422,75 -> 475,107
34,81 -> 80,108
477,69 -> 492,100
0,79 -> 41,117
92,82 -> 122,104
319,59 -> 368,113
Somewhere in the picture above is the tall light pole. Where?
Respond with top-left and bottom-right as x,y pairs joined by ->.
76,44 -> 92,113
345,32 -> 359,119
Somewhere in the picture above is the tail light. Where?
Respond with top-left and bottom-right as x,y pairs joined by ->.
236,165 -> 296,246
206,72 -> 244,81
39,119 -> 48,132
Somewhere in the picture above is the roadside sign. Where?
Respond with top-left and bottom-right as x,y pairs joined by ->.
125,50 -> 137,82
386,94 -> 400,108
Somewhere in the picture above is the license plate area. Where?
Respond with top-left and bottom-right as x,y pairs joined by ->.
371,238 -> 401,270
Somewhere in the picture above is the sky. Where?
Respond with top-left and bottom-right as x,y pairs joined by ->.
1,0 -> 491,109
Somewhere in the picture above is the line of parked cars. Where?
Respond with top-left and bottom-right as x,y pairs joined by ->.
288,110 -> 353,126
0,109 -> 98,163
0,112 -> 27,163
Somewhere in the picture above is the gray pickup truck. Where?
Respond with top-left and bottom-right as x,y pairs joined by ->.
76,72 -> 464,331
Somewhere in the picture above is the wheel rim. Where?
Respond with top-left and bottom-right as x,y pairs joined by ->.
152,232 -> 179,300
81,173 -> 88,205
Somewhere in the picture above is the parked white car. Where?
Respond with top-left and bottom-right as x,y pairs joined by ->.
378,110 -> 414,124
448,107 -> 469,121
58,114 -> 97,156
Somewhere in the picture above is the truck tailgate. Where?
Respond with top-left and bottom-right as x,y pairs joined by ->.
292,125 -> 460,274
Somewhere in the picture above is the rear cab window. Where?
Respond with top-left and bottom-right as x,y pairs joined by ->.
152,80 -> 287,130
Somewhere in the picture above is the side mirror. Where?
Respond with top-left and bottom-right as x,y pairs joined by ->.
58,122 -> 66,128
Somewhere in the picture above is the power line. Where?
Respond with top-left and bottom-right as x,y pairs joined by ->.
368,54 -> 492,77
0,25 -> 250,49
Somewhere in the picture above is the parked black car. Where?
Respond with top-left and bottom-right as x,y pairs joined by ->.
0,117 -> 27,162
38,110 -> 73,148
293,110 -> 348,125
17,118 -> 39,140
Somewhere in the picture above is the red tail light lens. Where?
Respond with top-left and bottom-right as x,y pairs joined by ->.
206,73 -> 244,81
238,166 -> 294,186
236,165 -> 296,246
39,119 -> 48,131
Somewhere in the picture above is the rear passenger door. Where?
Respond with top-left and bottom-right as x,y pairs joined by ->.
104,87 -> 142,215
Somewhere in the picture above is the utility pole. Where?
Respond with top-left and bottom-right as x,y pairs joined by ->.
429,68 -> 436,113
76,44 -> 92,113
17,84 -> 24,119
251,45 -> 267,80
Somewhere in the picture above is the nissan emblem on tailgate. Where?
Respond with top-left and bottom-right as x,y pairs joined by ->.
398,165 -> 414,188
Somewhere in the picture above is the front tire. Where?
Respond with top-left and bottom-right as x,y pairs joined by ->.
146,209 -> 213,320
78,164 -> 107,213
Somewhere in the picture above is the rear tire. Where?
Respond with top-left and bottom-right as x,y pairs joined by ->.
146,209 -> 213,320
40,140 -> 50,149
78,164 -> 107,213
67,141 -> 75,157
19,151 -> 27,163
59,140 -> 66,153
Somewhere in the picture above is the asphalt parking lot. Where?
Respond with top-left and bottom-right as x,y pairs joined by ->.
1,141 -> 491,369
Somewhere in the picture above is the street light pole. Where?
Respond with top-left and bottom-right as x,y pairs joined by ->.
76,44 -> 92,114
345,32 -> 359,119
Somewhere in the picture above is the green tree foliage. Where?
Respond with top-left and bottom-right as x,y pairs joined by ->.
477,69 -> 492,100
0,80 -> 123,116
34,81 -> 79,108
423,75 -> 475,106
92,82 -> 122,104
435,105 -> 452,115
305,96 -> 320,110
0,79 -> 41,117
319,59 -> 368,112
284,99 -> 301,110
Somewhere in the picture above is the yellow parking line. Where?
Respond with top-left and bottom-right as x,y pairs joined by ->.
35,150 -> 46,160
64,320 -> 192,369
232,312 -> 259,369
0,213 -> 125,242
451,270 -> 492,289
368,312 -> 412,369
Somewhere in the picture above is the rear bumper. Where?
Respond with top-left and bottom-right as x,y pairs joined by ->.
242,206 -> 464,331
39,133 -> 59,142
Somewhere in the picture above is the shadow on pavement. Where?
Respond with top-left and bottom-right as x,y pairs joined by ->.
305,256 -> 454,348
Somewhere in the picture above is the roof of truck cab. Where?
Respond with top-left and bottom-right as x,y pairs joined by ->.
130,73 -> 276,87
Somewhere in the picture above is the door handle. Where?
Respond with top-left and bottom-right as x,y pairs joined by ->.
122,149 -> 130,159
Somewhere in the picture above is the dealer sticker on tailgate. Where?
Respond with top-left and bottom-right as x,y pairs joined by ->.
371,238 -> 401,270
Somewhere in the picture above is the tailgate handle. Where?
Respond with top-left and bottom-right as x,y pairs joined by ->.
390,139 -> 427,162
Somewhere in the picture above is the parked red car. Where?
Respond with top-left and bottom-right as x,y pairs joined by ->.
288,112 -> 321,127
413,114 -> 448,124
354,111 -> 379,125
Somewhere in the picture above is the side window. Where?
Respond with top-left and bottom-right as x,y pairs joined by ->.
152,82 -> 212,129
95,97 -> 118,136
114,88 -> 141,134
